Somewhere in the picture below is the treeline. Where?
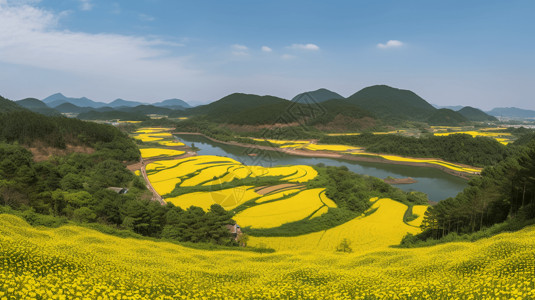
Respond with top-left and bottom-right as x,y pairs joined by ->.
0,110 -> 139,161
402,141 -> 535,246
0,142 -> 238,245
320,133 -> 511,167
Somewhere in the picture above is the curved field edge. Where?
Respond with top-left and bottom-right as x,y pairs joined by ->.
1,214 -> 534,299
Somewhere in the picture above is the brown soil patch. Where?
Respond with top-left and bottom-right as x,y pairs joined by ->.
28,144 -> 95,162
384,177 -> 417,184
255,183 -> 305,195
127,162 -> 142,172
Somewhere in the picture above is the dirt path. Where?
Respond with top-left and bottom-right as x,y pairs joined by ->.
173,132 -> 480,179
128,151 -> 197,205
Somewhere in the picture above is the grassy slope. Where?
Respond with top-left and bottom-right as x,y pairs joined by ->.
1,213 -> 534,299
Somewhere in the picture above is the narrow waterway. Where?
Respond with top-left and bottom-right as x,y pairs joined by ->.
175,134 -> 468,202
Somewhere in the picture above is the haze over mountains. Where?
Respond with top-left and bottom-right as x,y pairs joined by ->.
42,93 -> 192,110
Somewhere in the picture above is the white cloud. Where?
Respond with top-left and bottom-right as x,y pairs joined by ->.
261,46 -> 272,52
281,54 -> 295,60
377,40 -> 404,49
138,13 -> 154,22
289,43 -> 319,51
79,0 -> 92,11
0,2 -> 196,80
231,44 -> 249,56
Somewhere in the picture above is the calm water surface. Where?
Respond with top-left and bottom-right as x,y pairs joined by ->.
175,134 -> 467,202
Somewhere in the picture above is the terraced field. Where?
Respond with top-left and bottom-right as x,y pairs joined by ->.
233,188 -> 337,229
139,148 -> 185,159
146,155 -> 317,196
248,198 -> 422,252
2,213 -> 534,299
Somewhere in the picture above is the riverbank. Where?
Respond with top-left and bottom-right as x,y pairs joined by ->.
172,132 -> 481,180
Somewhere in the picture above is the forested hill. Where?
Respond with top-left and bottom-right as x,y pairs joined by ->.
426,108 -> 469,126
186,93 -> 290,121
292,88 -> 344,103
346,85 -> 437,121
16,98 -> 61,116
0,96 -> 26,113
0,109 -> 139,161
407,140 -> 535,246
458,106 -> 498,122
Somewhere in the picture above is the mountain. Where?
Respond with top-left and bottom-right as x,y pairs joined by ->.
153,98 -> 191,109
54,103 -> 93,114
0,95 -> 25,113
292,88 -> 344,103
458,106 -> 498,122
487,107 -> 535,119
426,108 -> 468,126
187,93 -> 290,122
108,99 -> 144,108
15,98 -> 60,116
432,104 -> 464,111
346,85 -> 436,121
42,93 -> 107,108
306,99 -> 376,130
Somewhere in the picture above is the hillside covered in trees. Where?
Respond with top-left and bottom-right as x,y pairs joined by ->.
403,140 -> 535,245
0,110 -> 237,246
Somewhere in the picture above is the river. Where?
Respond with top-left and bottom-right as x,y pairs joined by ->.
175,134 -> 468,202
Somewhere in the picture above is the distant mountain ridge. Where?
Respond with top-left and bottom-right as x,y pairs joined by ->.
41,93 -> 192,109
487,107 -> 535,119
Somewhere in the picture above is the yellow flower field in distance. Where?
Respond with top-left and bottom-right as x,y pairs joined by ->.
134,170 -> 141,176
347,152 -> 482,173
234,188 -> 336,229
140,148 -> 185,159
2,213 -> 535,299
433,130 -> 514,145
158,140 -> 185,147
325,132 -> 361,136
118,120 -> 142,124
248,198 -> 423,252
304,144 -> 363,152
166,186 -> 259,210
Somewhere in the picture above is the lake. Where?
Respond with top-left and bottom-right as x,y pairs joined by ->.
175,134 -> 468,202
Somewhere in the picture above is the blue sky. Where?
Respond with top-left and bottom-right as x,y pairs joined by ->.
0,0 -> 534,109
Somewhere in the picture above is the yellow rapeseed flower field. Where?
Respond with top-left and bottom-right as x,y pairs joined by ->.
233,188 -> 336,229
139,148 -> 185,159
2,213 -> 534,299
347,152 -> 482,173
158,140 -> 185,147
146,155 -> 317,196
248,198 -> 420,252
433,130 -> 513,145
166,186 -> 259,210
